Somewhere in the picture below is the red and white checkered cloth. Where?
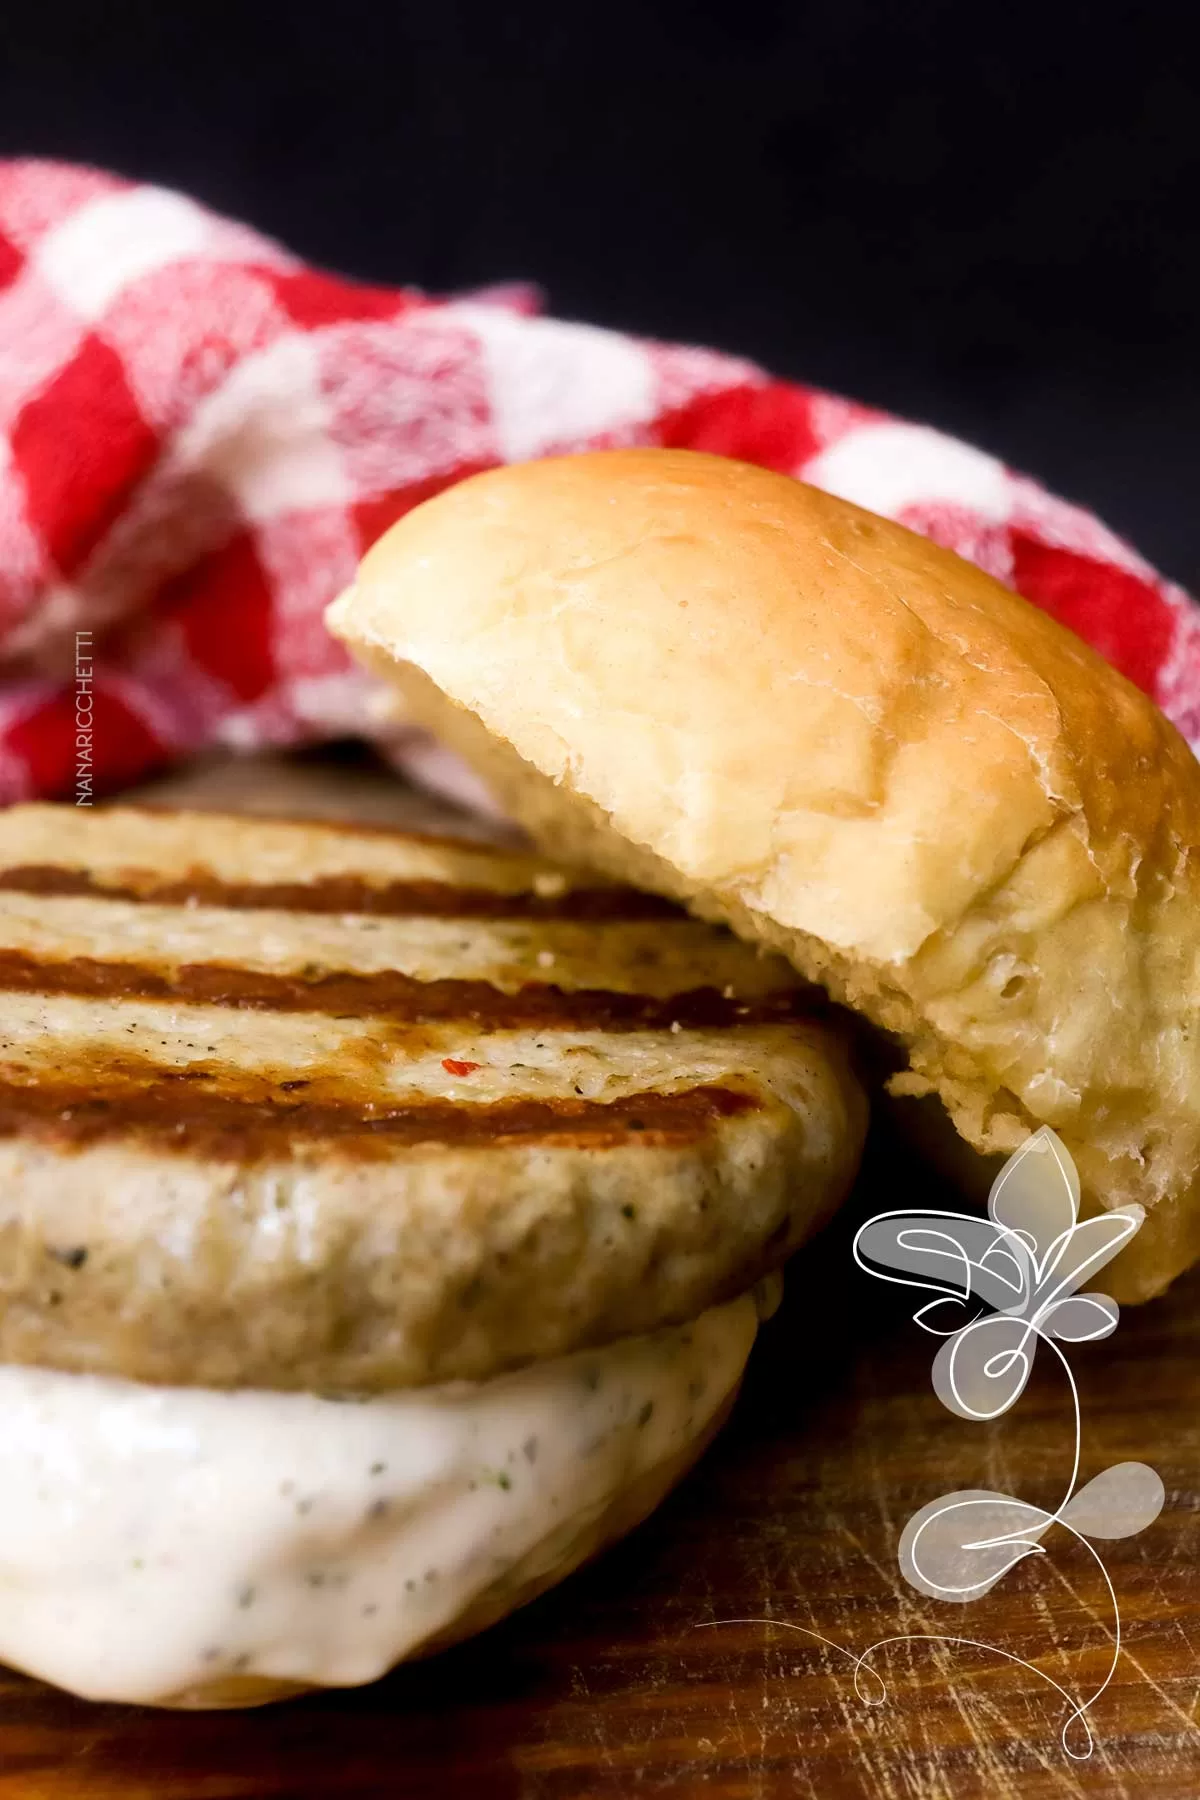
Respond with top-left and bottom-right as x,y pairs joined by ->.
1,157 -> 1197,806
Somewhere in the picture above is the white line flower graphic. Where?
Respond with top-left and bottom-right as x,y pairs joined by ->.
854,1125 -> 1141,1426
852,1125 -> 1164,1753
701,1127 -> 1165,1759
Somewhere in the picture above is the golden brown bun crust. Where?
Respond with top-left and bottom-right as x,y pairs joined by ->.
329,448 -> 1200,1303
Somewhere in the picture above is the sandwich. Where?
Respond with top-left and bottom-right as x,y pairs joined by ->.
329,445 -> 1200,1306
0,803 -> 865,1706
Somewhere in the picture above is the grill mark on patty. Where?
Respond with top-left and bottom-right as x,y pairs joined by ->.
0,948 -> 804,1031
0,865 -> 685,922
0,1066 -> 760,1160
98,802 -> 522,852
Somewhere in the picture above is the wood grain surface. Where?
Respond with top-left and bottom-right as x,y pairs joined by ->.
2,754 -> 1198,1799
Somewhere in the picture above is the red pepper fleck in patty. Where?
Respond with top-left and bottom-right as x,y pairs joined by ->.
442,1058 -> 482,1076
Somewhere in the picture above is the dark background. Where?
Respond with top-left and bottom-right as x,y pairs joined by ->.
1,0 -> 1196,583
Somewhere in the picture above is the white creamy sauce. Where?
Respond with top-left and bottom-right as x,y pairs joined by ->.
0,1295 -> 758,1706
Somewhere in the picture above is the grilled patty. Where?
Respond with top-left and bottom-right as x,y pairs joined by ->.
0,805 -> 866,1391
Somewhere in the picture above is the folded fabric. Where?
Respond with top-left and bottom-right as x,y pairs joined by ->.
0,157 -> 1195,804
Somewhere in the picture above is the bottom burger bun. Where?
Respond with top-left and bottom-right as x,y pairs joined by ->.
0,1289 -> 763,1709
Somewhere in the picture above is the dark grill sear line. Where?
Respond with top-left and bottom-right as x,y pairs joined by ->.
0,865 -> 686,922
0,949 -> 806,1031
0,1074 -> 759,1160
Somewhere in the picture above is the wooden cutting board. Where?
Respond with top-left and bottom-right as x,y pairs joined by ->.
3,755 -> 1199,1799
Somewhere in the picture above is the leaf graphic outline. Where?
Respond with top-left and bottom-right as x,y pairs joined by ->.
1028,1208 -> 1144,1325
899,1490 -> 1052,1602
1042,1293 -> 1119,1343
988,1126 -> 1079,1278
1059,1464 -> 1165,1540
853,1212 -> 1030,1315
